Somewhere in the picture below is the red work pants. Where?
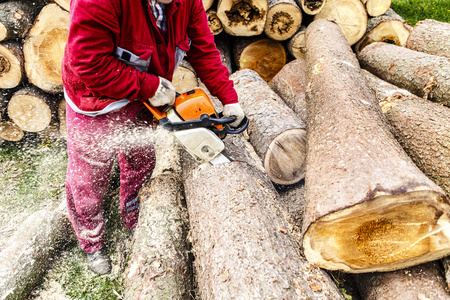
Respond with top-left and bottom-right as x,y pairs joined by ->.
65,102 -> 156,253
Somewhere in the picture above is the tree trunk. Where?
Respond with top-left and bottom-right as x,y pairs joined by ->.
216,0 -> 268,36
124,130 -> 193,300
358,42 -> 450,106
287,26 -> 307,59
233,36 -> 286,82
354,8 -> 411,55
0,201 -> 74,300
314,0 -> 367,46
362,0 -> 391,17
214,34 -> 233,74
269,58 -> 307,121
355,261 -> 450,299
23,3 -> 69,94
405,19 -> 450,59
299,0 -> 326,15
207,9 -> 224,35
0,120 -> 24,141
182,133 -> 345,299
302,19 -> 450,273
231,69 -> 307,185
52,0 -> 70,11
7,85 -> 56,132
362,70 -> 450,196
0,41 -> 24,89
0,1 -> 39,42
264,0 -> 302,41
172,59 -> 198,93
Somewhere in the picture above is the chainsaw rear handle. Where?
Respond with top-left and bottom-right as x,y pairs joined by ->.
216,115 -> 249,135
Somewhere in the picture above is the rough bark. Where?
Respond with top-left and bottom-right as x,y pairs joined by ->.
287,26 -> 307,59
269,58 -> 307,121
232,69 -> 307,185
442,258 -> 450,290
0,41 -> 24,89
405,19 -> 450,59
299,0 -> 326,15
172,59 -> 198,93
216,0 -> 268,36
23,3 -> 69,94
355,261 -> 450,299
358,42 -> 450,106
314,0 -> 367,45
354,8 -> 411,55
363,0 -> 391,17
362,69 -> 450,196
182,133 -> 344,299
207,9 -> 223,35
7,85 -> 56,132
0,1 -> 39,42
264,0 -> 302,41
0,201 -> 74,300
124,129 -> 193,300
303,19 -> 450,273
233,36 -> 286,82
0,120 -> 24,141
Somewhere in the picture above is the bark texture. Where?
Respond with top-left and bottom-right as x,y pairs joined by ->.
358,42 -> 450,106
303,19 -> 450,273
0,1 -> 38,41
405,19 -> 450,59
232,69 -> 307,185
364,0 -> 391,17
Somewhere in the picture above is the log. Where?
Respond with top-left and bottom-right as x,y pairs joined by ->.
0,201 -> 74,300
214,34 -> 233,74
362,69 -> 450,196
0,41 -> 23,89
302,19 -> 450,273
354,8 -> 411,55
405,19 -> 450,59
7,85 -> 55,132
216,0 -> 268,36
182,133 -> 345,299
124,129 -> 192,299
207,9 -> 224,35
314,0 -> 368,46
269,58 -> 307,121
442,258 -> 450,290
58,98 -> 66,139
0,120 -> 24,141
52,0 -> 70,11
362,0 -> 391,17
203,0 -> 215,11
233,36 -> 286,82
23,3 -> 69,94
355,261 -> 450,299
232,69 -> 307,185
264,0 -> 302,41
358,42 -> 450,106
0,1 -> 39,42
287,26 -> 307,59
172,59 -> 198,93
299,0 -> 326,15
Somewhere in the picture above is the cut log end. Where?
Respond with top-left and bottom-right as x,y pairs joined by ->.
207,10 -> 223,35
264,128 -> 306,185
0,121 -> 24,141
303,190 -> 450,273
218,0 -> 267,36
302,0 -> 326,15
366,0 -> 392,17
265,4 -> 302,41
0,43 -> 23,89
0,23 -> 6,41
8,93 -> 52,132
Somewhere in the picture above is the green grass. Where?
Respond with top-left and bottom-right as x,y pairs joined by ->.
391,0 -> 450,25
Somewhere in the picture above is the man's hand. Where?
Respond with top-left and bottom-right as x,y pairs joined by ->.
148,77 -> 176,107
223,103 -> 245,127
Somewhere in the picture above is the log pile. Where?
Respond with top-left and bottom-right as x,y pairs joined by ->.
2,0 -> 450,298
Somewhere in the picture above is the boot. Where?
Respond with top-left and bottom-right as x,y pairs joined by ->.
86,247 -> 112,275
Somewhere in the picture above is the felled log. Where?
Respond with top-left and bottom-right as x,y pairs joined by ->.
362,70 -> 450,196
264,0 -> 302,41
182,133 -> 345,299
172,59 -> 198,93
0,120 -> 24,141
0,1 -> 39,42
0,201 -> 74,300
314,0 -> 367,45
233,36 -> 286,82
7,85 -> 56,132
269,58 -> 307,121
23,3 -> 69,94
124,129 -> 192,299
216,0 -> 268,36
232,69 -> 306,185
287,26 -> 306,59
361,0 -> 391,17
354,8 -> 411,55
358,42 -> 450,106
58,98 -> 67,139
302,19 -> 450,273
405,19 -> 450,59
52,0 -> 70,11
207,9 -> 223,35
0,41 -> 23,89
300,0 -> 326,15
355,261 -> 450,299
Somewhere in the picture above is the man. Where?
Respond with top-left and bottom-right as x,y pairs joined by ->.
62,0 -> 245,275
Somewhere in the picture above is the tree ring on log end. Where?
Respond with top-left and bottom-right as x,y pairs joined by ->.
265,4 -> 302,41
225,0 -> 264,27
208,11 -> 223,35
0,44 -> 22,89
0,55 -> 10,74
218,0 -> 267,36
0,121 -> 24,141
303,190 -> 450,273
302,0 -> 325,15
8,95 -> 52,132
264,128 -> 306,185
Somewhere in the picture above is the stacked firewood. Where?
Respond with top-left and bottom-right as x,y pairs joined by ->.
2,0 -> 450,298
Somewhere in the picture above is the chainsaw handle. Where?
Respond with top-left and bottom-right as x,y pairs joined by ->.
222,116 -> 249,135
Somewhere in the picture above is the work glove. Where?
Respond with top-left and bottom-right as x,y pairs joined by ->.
148,76 -> 176,107
223,103 -> 245,128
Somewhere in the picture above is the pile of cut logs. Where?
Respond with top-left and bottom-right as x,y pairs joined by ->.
1,0 -> 450,298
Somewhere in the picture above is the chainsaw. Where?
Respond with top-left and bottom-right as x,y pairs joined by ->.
143,88 -> 248,164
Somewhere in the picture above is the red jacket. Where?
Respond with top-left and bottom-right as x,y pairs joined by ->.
62,0 -> 237,116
